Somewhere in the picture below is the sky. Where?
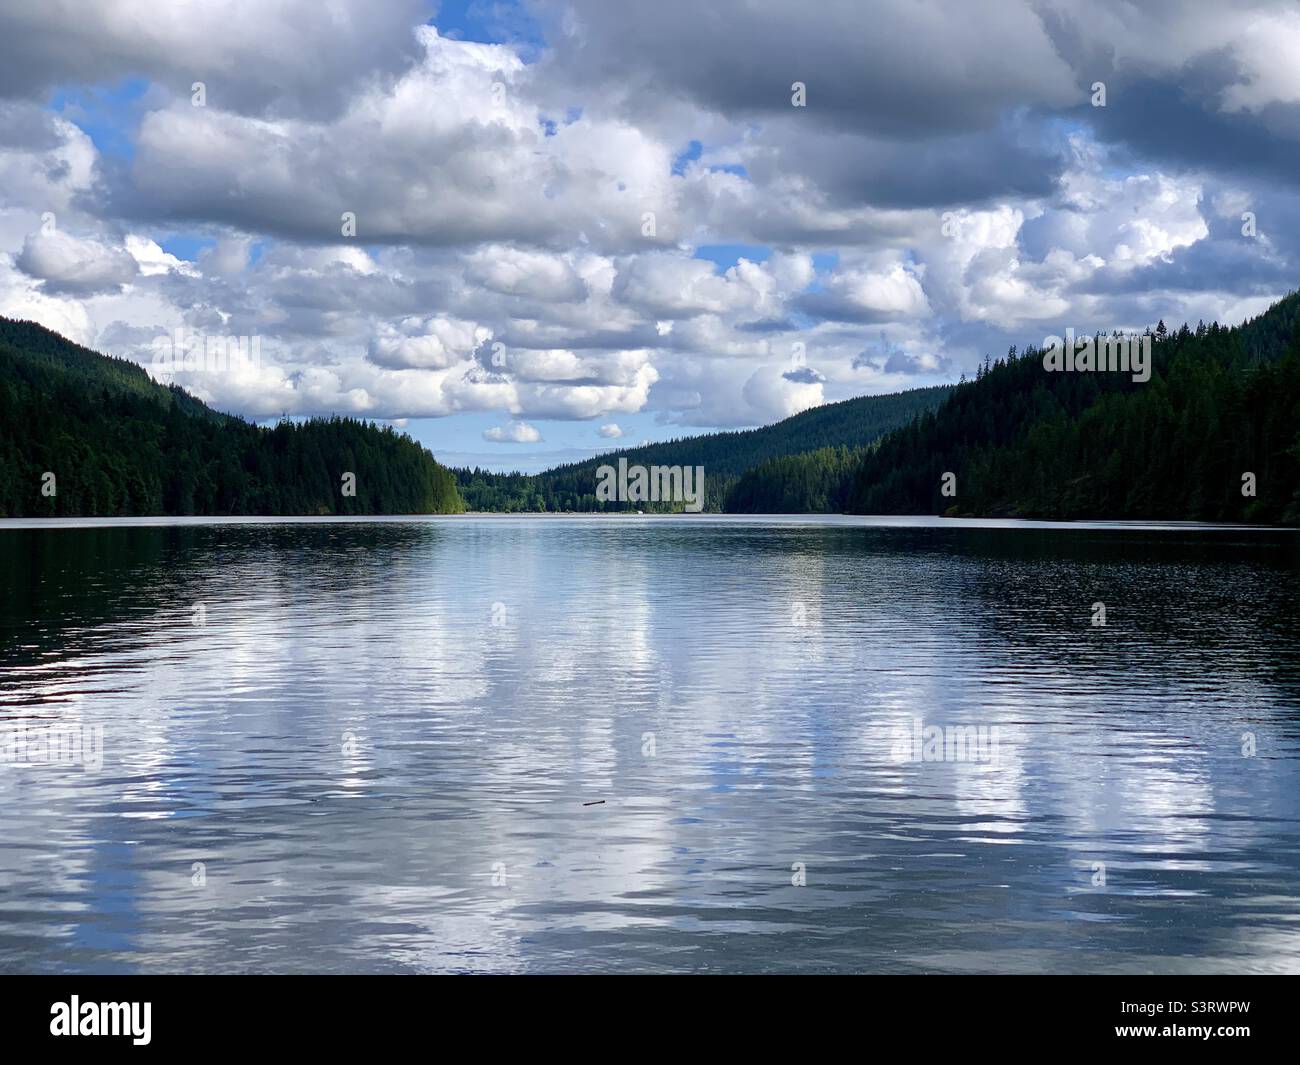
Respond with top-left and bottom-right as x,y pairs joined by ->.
1,0 -> 1298,471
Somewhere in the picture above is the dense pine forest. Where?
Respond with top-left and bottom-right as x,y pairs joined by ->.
0,317 -> 464,517
724,445 -> 866,513
847,297 -> 1300,523
454,385 -> 951,511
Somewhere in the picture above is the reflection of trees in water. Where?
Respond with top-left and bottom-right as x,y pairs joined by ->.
0,523 -> 447,670
713,524 -> 1300,695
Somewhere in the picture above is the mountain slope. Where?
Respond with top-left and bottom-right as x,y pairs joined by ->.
456,385 -> 951,511
724,444 -> 865,513
0,317 -> 464,517
847,296 -> 1300,523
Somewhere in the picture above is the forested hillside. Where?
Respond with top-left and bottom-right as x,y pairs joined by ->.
848,300 -> 1300,523
725,445 -> 865,513
455,385 -> 951,511
0,317 -> 464,517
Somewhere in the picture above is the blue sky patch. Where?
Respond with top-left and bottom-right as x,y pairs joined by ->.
48,77 -> 149,159
694,243 -> 772,270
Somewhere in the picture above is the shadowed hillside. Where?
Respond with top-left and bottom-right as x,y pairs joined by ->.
0,318 -> 464,517
848,295 -> 1300,524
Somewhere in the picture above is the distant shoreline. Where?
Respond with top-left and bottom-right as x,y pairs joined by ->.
1,513 -> 1293,532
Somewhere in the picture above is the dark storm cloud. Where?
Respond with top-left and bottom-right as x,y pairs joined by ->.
0,102 -> 70,151
531,0 -> 1076,210
748,119 -> 1064,209
795,291 -> 918,324
537,0 -> 1076,135
1076,230 -> 1295,298
1066,78 -> 1300,191
0,0 -> 430,120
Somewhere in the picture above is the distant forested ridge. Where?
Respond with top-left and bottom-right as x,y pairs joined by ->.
848,295 -> 1300,523
455,385 -> 952,511
0,317 -> 464,516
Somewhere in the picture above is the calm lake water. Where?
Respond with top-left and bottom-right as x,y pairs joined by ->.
1,515 -> 1298,974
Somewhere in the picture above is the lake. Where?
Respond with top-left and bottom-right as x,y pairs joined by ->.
1,515 -> 1298,973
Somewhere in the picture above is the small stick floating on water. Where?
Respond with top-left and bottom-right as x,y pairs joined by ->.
582,800 -> 606,806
